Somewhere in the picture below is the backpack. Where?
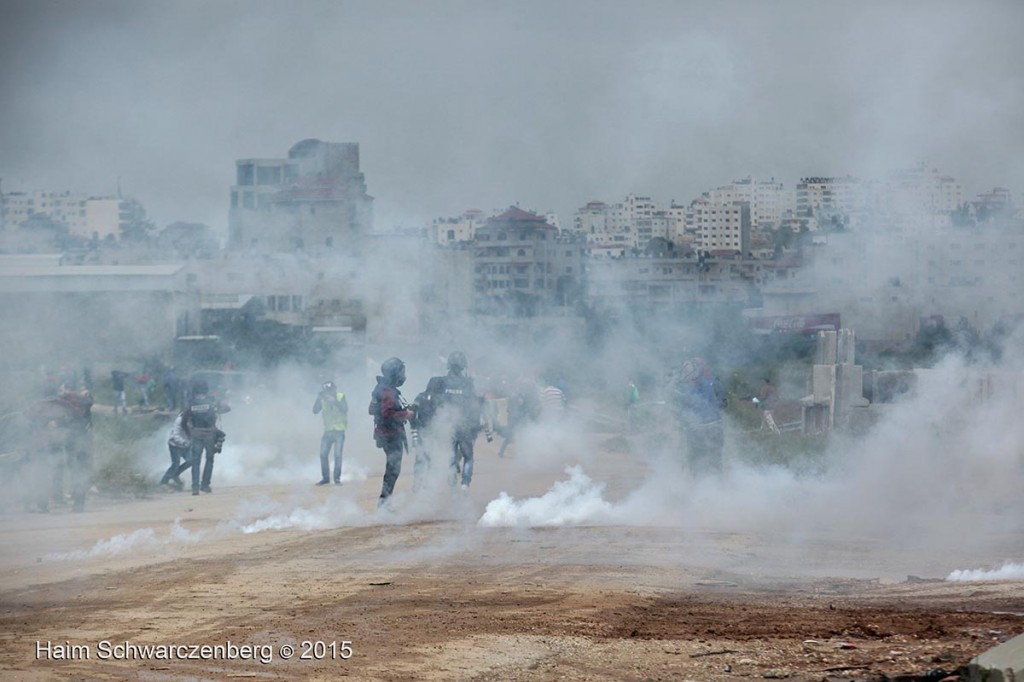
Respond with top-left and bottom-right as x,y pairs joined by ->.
368,385 -> 383,424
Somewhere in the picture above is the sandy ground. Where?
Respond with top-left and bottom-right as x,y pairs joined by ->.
2,433 -> 1024,682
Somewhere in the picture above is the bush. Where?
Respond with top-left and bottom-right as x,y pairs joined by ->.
90,413 -> 166,496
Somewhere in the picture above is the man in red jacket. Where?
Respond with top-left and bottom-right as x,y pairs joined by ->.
369,357 -> 415,507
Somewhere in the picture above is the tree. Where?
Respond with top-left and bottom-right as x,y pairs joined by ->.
15,213 -> 71,251
119,199 -> 156,243
644,236 -> 675,257
158,222 -> 220,258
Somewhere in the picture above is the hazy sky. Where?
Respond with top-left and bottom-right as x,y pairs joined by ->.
1,0 -> 1022,232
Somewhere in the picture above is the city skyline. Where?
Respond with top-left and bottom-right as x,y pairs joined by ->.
2,1 -> 1022,233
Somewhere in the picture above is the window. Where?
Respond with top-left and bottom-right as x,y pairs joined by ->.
256,166 -> 281,185
447,230 -> 455,240
326,237 -> 333,247
237,164 -> 254,186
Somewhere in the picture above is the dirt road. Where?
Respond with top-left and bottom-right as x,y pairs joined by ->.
2,434 -> 1023,681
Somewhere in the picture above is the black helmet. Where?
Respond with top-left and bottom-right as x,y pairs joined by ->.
191,379 -> 209,395
447,350 -> 467,374
381,357 -> 406,386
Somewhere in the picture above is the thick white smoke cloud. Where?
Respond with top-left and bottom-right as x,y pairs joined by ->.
480,466 -> 613,527
43,518 -> 205,562
948,563 -> 1024,582
475,352 -> 1024,580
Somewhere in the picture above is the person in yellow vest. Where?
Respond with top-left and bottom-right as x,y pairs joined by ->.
313,380 -> 348,485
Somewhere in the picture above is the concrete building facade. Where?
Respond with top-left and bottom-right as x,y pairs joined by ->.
1,190 -> 136,239
431,209 -> 487,245
228,139 -> 373,255
473,207 -> 586,316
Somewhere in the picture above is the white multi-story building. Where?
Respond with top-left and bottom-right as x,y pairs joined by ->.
572,194 -> 678,250
884,165 -> 963,217
705,177 -> 794,229
795,176 -> 868,221
432,209 -> 488,245
1,190 -> 134,239
685,196 -> 749,254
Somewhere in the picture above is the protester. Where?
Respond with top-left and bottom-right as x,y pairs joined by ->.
313,380 -> 348,485
182,379 -> 229,495
33,384 -> 94,511
110,370 -> 128,415
668,357 -> 728,476
163,366 -> 180,411
497,376 -> 541,457
159,411 -> 191,491
369,357 -> 415,506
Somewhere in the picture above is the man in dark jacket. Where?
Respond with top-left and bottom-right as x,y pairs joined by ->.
423,351 -> 491,489
182,379 -> 229,496
370,357 -> 415,506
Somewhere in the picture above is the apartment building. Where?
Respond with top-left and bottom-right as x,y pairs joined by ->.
431,209 -> 487,245
704,177 -> 794,229
572,195 -> 680,250
884,165 -> 963,217
1,190 -> 134,239
686,197 -> 751,254
473,207 -> 586,316
795,176 -> 869,221
586,252 -> 773,311
228,139 -> 373,254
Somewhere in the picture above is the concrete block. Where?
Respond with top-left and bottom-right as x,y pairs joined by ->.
815,331 -> 837,365
837,363 -> 865,408
812,364 -> 835,404
968,631 -> 1024,682
837,328 -> 857,364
